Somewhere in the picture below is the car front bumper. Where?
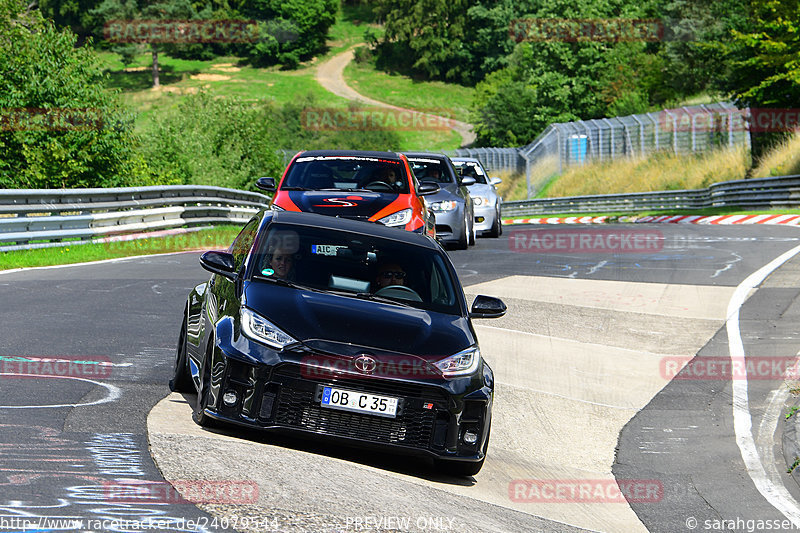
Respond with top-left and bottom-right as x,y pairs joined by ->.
431,208 -> 465,243
473,204 -> 497,233
204,322 -> 493,463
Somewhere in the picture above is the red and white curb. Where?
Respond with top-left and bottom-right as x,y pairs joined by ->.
636,214 -> 800,225
502,214 -> 800,226
502,216 -> 610,225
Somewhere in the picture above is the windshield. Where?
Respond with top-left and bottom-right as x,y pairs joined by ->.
282,155 -> 410,193
252,223 -> 461,315
452,160 -> 488,184
408,158 -> 454,184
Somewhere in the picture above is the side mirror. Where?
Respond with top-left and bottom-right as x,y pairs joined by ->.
418,182 -> 441,196
469,295 -> 507,319
490,177 -> 502,185
460,176 -> 476,186
200,251 -> 236,280
256,177 -> 276,192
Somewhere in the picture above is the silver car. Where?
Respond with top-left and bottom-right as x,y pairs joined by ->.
451,157 -> 503,238
405,152 -> 475,250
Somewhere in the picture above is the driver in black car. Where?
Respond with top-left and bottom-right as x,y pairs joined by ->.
374,262 -> 407,290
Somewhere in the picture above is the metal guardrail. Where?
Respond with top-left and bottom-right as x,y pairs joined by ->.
502,175 -> 800,217
0,185 -> 270,251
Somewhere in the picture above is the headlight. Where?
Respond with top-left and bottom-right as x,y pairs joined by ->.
378,208 -> 412,227
431,200 -> 458,212
472,196 -> 491,207
434,346 -> 481,377
270,203 -> 285,211
241,307 -> 297,349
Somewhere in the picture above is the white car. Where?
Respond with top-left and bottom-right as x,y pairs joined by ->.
451,157 -> 503,238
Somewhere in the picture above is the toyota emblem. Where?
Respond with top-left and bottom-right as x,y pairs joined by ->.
354,355 -> 377,374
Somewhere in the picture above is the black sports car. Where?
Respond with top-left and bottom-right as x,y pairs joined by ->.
170,211 -> 506,476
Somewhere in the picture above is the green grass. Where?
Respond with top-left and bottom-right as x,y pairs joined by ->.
100,51 -> 346,133
343,58 -> 475,124
97,3 -> 464,150
0,227 -> 241,270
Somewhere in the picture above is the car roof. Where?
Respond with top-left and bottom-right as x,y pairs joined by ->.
297,150 -> 404,161
450,156 -> 481,164
269,211 -> 440,250
403,152 -> 450,162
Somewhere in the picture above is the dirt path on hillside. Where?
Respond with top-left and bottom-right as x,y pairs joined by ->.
316,46 -> 476,148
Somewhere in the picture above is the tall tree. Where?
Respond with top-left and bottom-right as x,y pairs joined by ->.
92,0 -> 201,87
372,0 -> 472,82
713,0 -> 800,160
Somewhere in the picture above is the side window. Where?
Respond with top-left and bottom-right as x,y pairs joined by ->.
229,217 -> 260,272
430,257 -> 455,307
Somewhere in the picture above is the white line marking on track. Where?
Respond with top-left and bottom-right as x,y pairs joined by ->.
711,252 -> 742,278
727,243 -> 800,524
0,374 -> 121,409
587,260 -> 608,275
0,250 -> 198,276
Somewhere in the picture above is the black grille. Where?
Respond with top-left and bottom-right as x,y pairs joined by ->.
272,363 -> 450,404
275,385 -> 436,449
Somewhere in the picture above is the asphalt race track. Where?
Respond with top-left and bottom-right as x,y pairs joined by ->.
3,223 -> 800,532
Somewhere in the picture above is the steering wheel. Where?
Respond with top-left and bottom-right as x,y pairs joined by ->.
364,180 -> 395,192
374,284 -> 422,302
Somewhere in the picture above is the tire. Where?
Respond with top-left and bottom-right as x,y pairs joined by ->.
169,320 -> 193,393
498,206 -> 503,236
468,215 -> 476,246
487,206 -> 502,238
192,347 -> 218,428
453,211 -> 469,250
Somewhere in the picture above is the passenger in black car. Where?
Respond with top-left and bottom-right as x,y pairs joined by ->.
263,231 -> 300,280
268,250 -> 296,280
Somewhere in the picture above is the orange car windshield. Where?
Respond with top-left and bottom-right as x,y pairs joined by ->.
283,156 -> 410,194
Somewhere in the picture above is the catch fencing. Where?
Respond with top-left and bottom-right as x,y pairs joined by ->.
451,103 -> 751,198
0,185 -> 270,252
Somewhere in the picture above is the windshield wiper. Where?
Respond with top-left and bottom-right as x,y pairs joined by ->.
354,292 -> 414,307
256,276 -> 302,289
280,186 -> 309,191
317,187 -> 373,192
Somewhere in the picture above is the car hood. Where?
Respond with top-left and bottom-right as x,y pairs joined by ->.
278,190 -> 402,220
467,183 -> 496,198
244,282 -> 473,361
423,188 -> 460,204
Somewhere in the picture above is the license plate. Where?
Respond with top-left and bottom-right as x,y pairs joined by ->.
320,386 -> 398,418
